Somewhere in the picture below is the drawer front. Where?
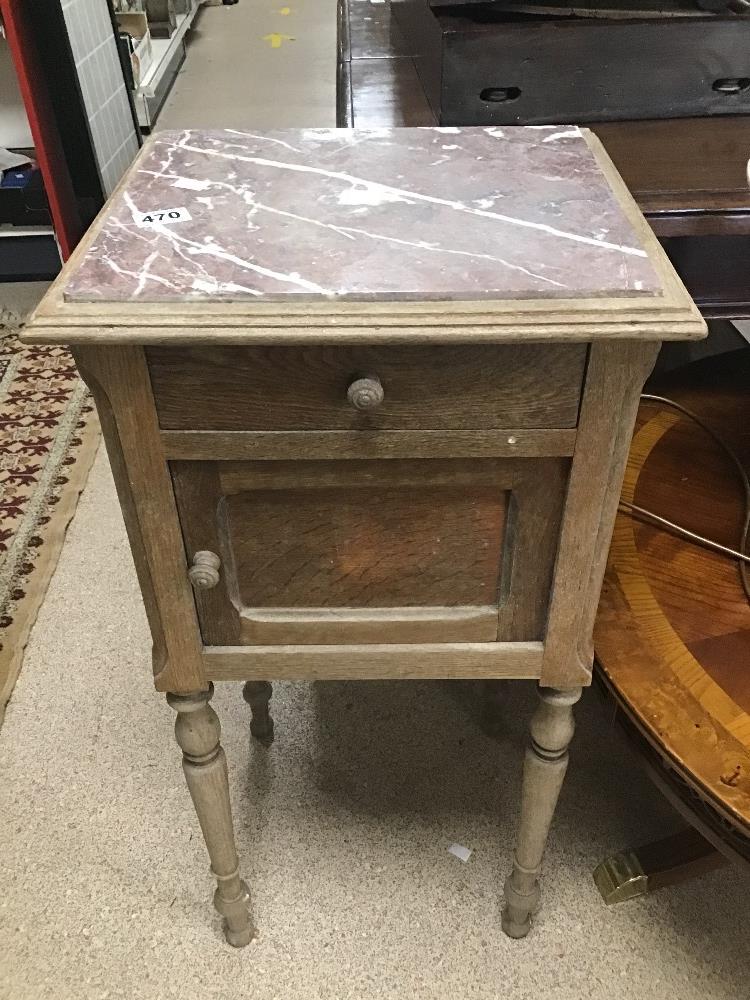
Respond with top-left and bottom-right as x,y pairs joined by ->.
147,344 -> 586,431
171,456 -> 568,647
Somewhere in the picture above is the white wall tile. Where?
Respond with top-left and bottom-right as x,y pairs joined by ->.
61,0 -> 139,196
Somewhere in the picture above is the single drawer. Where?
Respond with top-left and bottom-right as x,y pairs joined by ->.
147,344 -> 586,431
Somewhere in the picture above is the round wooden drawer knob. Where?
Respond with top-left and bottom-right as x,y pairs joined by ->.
347,375 -> 384,411
188,550 -> 221,590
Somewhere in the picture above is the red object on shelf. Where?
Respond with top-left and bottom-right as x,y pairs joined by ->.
1,0 -> 84,259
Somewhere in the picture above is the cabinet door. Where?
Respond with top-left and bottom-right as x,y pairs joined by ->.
171,457 -> 567,646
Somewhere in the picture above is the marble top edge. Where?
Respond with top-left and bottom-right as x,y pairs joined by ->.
60,287 -> 663,306
62,126 -> 664,306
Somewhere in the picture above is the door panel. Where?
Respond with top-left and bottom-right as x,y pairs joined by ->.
225,485 -> 507,608
171,457 -> 568,646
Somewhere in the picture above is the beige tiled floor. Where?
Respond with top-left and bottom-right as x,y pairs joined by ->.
2,3 -> 750,998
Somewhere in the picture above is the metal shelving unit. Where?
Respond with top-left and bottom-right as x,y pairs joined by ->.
0,30 -> 60,273
132,0 -> 201,129
2,0 -> 141,271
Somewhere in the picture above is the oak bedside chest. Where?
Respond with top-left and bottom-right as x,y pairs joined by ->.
24,127 -> 705,947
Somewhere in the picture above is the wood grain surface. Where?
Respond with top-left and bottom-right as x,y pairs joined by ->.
595,349 -> 750,834
160,428 -> 578,461
147,344 -> 587,430
591,117 -> 750,233
172,456 -> 567,647
351,58 -> 436,127
203,640 -> 544,680
541,340 -> 659,686
225,485 -> 507,608
73,346 -> 206,693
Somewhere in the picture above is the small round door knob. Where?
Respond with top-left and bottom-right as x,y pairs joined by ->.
188,550 -> 221,590
347,375 -> 384,411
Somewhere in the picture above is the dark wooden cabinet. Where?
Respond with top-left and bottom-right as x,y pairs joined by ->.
391,2 -> 750,126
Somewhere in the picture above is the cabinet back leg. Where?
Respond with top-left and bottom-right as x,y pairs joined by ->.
243,680 -> 275,745
167,684 -> 255,947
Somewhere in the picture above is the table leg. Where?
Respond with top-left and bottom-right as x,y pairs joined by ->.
594,827 -> 727,904
242,680 -> 275,745
502,685 -> 582,938
167,684 -> 255,947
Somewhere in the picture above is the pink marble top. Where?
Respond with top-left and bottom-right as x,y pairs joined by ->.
63,127 -> 661,304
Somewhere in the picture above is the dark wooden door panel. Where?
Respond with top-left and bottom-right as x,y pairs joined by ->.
225,486 -> 507,608
171,456 -> 568,646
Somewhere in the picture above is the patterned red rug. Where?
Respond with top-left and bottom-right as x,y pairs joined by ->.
0,308 -> 99,724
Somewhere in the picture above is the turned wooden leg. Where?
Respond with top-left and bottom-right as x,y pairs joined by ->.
502,685 -> 582,939
242,680 -> 274,745
167,684 -> 255,947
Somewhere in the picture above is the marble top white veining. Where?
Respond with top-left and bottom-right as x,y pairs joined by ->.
63,127 -> 661,303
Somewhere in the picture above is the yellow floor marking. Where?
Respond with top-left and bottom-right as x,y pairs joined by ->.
263,32 -> 295,47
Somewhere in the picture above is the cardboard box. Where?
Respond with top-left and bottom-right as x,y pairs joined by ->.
116,12 -> 153,88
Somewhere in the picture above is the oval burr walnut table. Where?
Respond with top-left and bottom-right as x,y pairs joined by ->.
594,349 -> 750,901
23,127 -> 704,946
